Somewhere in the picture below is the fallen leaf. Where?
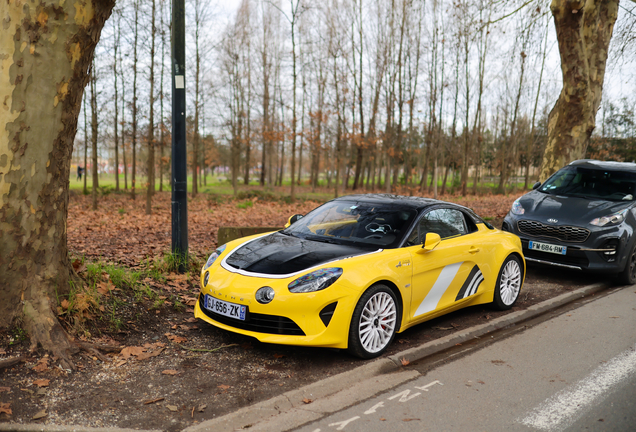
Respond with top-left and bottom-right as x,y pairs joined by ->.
0,348 -> 5,355
491,360 -> 505,365
273,354 -> 286,359
166,405 -> 178,412
0,403 -> 11,415
403,418 -> 420,422
162,370 -> 179,375
136,348 -> 164,361
217,384 -> 231,390
184,317 -> 198,323
120,346 -> 146,359
380,418 -> 386,421
32,379 -> 50,388
165,333 -> 187,344
33,358 -> 49,373
115,360 -> 127,367
477,380 -> 485,384
60,299 -> 69,310
197,404 -> 207,412
32,410 -> 47,420
400,357 -> 410,366
302,398 -> 313,404
0,387 -> 10,393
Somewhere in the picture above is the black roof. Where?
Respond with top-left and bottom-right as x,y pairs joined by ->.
569,159 -> 636,173
331,193 -> 472,213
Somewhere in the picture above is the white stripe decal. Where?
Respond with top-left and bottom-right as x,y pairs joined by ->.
519,345 -> 636,431
466,273 -> 484,297
414,262 -> 462,317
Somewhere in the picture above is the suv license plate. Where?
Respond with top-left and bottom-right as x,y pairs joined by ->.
528,241 -> 567,255
204,295 -> 247,321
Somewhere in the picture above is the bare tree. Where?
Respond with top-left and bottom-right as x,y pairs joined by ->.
540,1 -> 619,180
146,0 -> 157,214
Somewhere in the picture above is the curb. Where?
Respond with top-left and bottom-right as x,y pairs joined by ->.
184,281 -> 611,432
1,281 -> 611,432
0,425 -> 161,432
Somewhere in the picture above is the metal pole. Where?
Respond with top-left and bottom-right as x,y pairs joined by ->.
171,0 -> 188,270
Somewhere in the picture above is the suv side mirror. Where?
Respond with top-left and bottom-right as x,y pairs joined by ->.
532,181 -> 542,190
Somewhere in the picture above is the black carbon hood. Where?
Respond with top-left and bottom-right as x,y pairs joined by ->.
224,232 -> 370,275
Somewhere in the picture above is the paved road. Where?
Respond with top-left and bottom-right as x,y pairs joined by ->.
294,286 -> 636,432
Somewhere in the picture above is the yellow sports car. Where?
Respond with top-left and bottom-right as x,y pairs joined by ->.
195,194 -> 525,358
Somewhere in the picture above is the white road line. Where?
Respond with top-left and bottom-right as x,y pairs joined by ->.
519,345 -> 636,431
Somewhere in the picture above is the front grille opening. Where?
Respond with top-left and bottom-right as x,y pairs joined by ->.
199,296 -> 305,336
517,220 -> 590,243
319,302 -> 338,327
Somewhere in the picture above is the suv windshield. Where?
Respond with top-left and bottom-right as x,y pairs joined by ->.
540,166 -> 636,201
283,201 -> 417,248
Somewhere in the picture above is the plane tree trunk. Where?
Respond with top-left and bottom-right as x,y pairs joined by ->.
539,0 -> 618,181
0,0 -> 115,370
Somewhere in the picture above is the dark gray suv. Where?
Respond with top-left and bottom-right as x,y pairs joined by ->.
502,159 -> 636,284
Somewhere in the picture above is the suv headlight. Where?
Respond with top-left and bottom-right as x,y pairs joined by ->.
203,244 -> 227,271
288,268 -> 343,293
511,199 -> 525,215
590,209 -> 627,227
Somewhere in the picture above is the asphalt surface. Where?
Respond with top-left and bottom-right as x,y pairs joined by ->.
0,280 -> 616,432
292,282 -> 636,432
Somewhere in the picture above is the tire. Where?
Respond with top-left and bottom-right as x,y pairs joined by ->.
492,255 -> 523,310
347,284 -> 399,359
617,242 -> 636,285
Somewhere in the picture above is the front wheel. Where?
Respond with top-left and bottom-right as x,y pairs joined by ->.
347,284 -> 399,359
492,255 -> 523,310
617,242 -> 636,285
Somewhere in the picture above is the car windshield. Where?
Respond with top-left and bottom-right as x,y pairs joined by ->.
540,166 -> 636,201
282,201 -> 417,248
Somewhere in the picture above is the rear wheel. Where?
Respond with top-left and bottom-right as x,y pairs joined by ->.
617,242 -> 636,285
492,255 -> 523,310
347,284 -> 398,359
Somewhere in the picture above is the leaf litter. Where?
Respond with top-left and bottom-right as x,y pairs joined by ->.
0,190 -> 602,430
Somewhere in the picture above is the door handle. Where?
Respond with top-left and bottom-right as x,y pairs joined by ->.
469,247 -> 480,254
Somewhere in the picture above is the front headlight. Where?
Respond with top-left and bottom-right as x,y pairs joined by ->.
590,209 -> 627,227
203,244 -> 227,271
288,268 -> 343,293
511,199 -> 525,215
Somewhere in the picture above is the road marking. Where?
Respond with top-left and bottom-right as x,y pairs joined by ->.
364,401 -> 385,414
519,345 -> 636,431
328,416 -> 360,430
388,389 -> 421,402
414,380 -> 443,391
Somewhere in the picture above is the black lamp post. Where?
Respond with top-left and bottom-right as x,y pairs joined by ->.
171,0 -> 188,271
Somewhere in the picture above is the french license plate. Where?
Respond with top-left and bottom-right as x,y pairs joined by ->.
528,241 -> 567,255
204,295 -> 246,321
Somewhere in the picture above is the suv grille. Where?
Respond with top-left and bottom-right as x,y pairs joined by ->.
517,220 -> 590,243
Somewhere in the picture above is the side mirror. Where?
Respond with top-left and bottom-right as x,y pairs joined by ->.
532,181 -> 541,190
284,214 -> 304,228
417,232 -> 441,253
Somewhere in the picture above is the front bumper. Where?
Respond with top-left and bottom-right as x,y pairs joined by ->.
194,278 -> 359,349
502,215 -> 630,273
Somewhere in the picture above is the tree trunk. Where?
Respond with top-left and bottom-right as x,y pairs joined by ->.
90,63 -> 99,210
146,0 -> 156,215
539,0 -> 618,181
0,0 -> 115,370
113,14 -> 120,192
131,0 -> 139,200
